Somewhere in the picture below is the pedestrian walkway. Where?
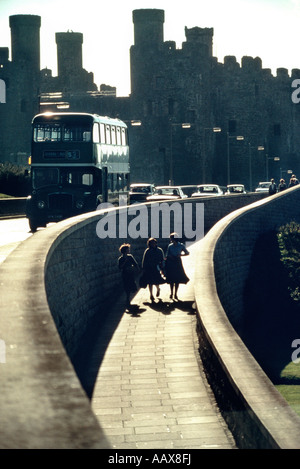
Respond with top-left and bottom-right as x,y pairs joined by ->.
89,249 -> 237,449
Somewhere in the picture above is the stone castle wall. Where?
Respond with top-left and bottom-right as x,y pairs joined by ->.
0,10 -> 300,190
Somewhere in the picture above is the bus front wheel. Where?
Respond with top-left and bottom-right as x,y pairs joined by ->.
29,218 -> 39,233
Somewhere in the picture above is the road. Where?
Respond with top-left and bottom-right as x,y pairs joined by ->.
0,217 -> 32,263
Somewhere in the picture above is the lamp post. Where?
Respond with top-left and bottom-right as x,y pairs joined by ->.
280,168 -> 293,180
266,155 -> 280,181
248,144 -> 265,192
169,122 -> 191,185
202,127 -> 221,183
227,133 -> 244,185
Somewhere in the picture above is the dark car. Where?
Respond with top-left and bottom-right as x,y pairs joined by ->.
129,183 -> 155,204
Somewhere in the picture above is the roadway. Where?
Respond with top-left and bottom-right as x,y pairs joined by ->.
0,217 -> 32,263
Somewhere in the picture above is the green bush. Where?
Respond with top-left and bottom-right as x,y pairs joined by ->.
277,221 -> 300,306
0,163 -> 31,197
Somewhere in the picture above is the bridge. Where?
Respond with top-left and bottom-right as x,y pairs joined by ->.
1,188 -> 300,449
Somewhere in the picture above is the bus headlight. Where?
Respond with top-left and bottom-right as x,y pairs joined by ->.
75,199 -> 84,209
37,200 -> 46,209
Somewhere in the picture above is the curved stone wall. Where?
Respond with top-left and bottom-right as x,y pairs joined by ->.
0,192 -> 265,448
193,185 -> 300,448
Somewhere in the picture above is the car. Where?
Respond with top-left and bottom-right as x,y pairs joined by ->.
225,184 -> 247,195
191,184 -> 224,197
146,185 -> 188,201
179,185 -> 198,198
255,182 -> 272,193
129,183 -> 155,204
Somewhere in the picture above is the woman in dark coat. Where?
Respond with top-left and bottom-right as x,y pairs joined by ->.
118,243 -> 138,309
141,238 -> 165,301
165,232 -> 189,300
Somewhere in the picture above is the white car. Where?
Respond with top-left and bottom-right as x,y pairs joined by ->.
225,184 -> 247,195
146,186 -> 188,201
129,183 -> 155,204
255,182 -> 272,193
191,184 -> 224,197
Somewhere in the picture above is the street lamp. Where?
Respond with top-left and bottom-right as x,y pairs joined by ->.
202,127 -> 222,183
280,168 -> 293,180
169,122 -> 192,185
248,144 -> 265,191
227,133 -> 244,185
266,155 -> 280,181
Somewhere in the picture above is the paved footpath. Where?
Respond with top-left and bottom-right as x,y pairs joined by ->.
89,250 -> 237,449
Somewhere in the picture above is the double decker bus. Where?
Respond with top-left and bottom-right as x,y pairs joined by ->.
25,112 -> 129,232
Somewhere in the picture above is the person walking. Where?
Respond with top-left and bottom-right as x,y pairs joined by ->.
268,178 -> 277,195
278,178 -> 287,191
289,174 -> 300,187
165,232 -> 189,300
118,243 -> 138,309
141,237 -> 165,302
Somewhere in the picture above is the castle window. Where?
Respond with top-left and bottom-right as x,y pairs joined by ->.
155,76 -> 164,89
146,100 -> 153,116
168,98 -> 174,116
228,119 -> 237,133
21,99 -> 27,112
274,124 -> 281,136
0,79 -> 6,103
187,109 -> 196,123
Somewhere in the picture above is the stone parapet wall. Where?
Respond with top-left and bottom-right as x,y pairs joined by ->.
193,185 -> 300,448
214,187 -> 300,333
0,192 -> 266,448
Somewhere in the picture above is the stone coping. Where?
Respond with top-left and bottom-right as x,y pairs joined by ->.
193,192 -> 300,449
0,214 -> 109,449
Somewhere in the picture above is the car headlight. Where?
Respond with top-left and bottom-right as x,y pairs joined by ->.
75,199 -> 84,209
37,200 -> 45,209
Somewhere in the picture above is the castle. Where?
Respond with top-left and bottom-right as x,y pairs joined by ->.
1,9 -> 300,189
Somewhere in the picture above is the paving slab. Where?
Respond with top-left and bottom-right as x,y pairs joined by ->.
89,252 -> 237,449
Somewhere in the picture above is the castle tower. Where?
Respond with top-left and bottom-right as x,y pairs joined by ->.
184,26 -> 213,57
132,9 -> 164,48
55,31 -> 83,77
9,15 -> 41,70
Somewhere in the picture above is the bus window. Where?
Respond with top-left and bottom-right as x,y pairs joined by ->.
93,123 -> 100,143
63,126 -> 91,142
116,127 -> 121,145
34,124 -> 61,142
82,173 -> 93,185
106,125 -> 111,144
121,128 -> 127,145
64,170 -> 94,186
83,131 -> 91,141
111,126 -> 116,145
100,123 -> 106,143
32,168 -> 59,188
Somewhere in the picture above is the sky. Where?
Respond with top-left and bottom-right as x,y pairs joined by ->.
0,0 -> 300,97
